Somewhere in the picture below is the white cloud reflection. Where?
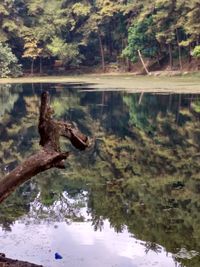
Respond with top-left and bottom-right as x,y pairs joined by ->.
0,220 -> 176,267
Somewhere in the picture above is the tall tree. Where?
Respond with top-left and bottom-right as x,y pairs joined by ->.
76,0 -> 124,72
22,32 -> 42,74
123,16 -> 159,65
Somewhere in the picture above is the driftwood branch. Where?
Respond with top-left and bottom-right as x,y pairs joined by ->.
137,50 -> 150,75
0,91 -> 90,203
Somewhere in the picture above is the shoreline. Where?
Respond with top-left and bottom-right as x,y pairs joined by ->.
0,72 -> 200,93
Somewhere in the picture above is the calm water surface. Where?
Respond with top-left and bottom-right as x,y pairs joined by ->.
0,83 -> 200,267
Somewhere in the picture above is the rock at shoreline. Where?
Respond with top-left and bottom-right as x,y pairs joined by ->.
0,254 -> 43,267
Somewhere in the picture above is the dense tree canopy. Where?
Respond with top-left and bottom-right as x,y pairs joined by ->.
0,0 -> 200,76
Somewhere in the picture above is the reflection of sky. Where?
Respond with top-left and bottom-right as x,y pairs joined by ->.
0,220 -> 176,267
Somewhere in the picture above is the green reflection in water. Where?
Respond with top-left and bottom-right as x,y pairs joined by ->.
0,83 -> 200,266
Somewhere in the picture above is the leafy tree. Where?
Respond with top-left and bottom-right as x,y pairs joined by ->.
77,0 -> 124,71
22,33 -> 42,74
192,45 -> 200,58
183,0 -> 200,45
0,0 -> 23,42
0,0 -> 200,73
123,16 -> 159,63
47,37 -> 82,67
0,42 -> 22,78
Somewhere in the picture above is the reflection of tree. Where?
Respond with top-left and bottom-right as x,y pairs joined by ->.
0,86 -> 39,175
0,181 -> 38,231
0,174 -> 87,227
1,85 -> 200,267
27,192 -> 86,224
88,185 -> 126,233
144,241 -> 162,254
0,84 -> 21,118
191,99 -> 200,114
87,181 -> 200,267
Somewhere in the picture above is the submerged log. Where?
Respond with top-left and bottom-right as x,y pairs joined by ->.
0,253 -> 43,267
0,91 -> 90,203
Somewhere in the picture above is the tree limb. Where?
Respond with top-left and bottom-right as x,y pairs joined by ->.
0,91 -> 90,203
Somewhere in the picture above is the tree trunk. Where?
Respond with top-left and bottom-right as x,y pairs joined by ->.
138,92 -> 144,105
137,50 -> 150,75
31,59 -> 34,75
176,29 -> 183,70
156,54 -> 161,67
126,58 -> 131,72
97,30 -> 105,73
168,44 -> 173,70
0,150 -> 69,203
168,94 -> 172,112
176,94 -> 182,123
188,43 -> 192,63
39,57 -> 42,74
108,24 -> 113,58
0,92 -> 90,204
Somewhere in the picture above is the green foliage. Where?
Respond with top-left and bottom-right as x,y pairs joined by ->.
0,0 -> 24,43
72,3 -> 91,17
123,17 -> 158,62
192,46 -> 200,58
153,0 -> 176,44
47,37 -> 82,66
22,34 -> 42,60
0,0 -> 199,76
0,42 -> 22,78
123,94 -> 154,132
183,0 -> 200,42
123,0 -> 200,68
26,0 -> 44,16
0,84 -> 19,117
191,100 -> 200,113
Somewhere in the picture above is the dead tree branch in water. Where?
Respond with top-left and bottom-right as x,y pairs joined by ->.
0,91 -> 90,203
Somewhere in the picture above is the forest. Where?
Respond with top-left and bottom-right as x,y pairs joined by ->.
0,1 -> 200,266
0,0 -> 200,77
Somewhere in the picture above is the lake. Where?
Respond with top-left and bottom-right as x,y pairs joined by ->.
0,82 -> 200,267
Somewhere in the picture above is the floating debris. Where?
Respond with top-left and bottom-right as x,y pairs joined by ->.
55,253 -> 63,260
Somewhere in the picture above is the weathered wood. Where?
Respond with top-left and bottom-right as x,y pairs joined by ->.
137,50 -> 150,75
0,150 -> 69,203
0,91 -> 90,204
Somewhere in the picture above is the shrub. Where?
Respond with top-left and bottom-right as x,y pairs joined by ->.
192,45 -> 200,59
0,42 -> 22,78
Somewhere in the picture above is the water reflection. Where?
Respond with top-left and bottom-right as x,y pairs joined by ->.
0,191 -> 177,267
0,83 -> 200,267
0,221 -> 176,267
